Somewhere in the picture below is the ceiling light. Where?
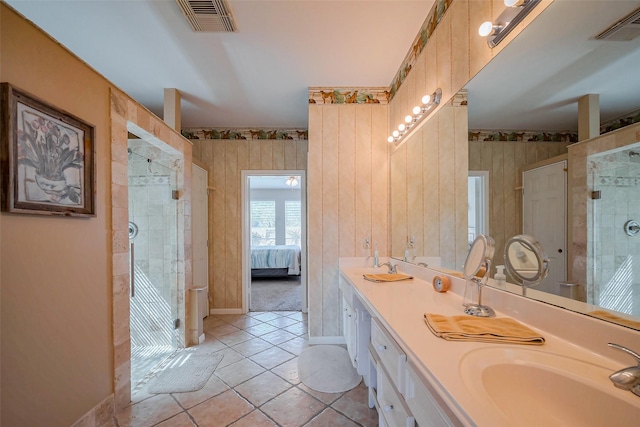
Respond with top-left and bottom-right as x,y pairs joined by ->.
388,136 -> 395,143
405,115 -> 413,124
478,21 -> 500,37
285,176 -> 299,187
392,130 -> 400,138
398,123 -> 406,132
421,94 -> 431,104
389,88 -> 442,147
412,106 -> 422,115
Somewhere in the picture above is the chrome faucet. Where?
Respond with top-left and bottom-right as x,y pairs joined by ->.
608,343 -> 640,397
378,262 -> 397,274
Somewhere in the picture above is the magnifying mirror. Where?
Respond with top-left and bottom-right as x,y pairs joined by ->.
462,235 -> 496,317
504,234 -> 549,296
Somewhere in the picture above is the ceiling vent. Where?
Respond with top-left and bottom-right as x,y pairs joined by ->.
176,0 -> 237,32
595,6 -> 640,41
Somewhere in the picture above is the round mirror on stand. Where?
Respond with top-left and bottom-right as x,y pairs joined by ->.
504,234 -> 549,296
462,235 -> 496,317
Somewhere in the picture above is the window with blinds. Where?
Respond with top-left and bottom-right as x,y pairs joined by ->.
251,200 -> 276,246
285,201 -> 301,246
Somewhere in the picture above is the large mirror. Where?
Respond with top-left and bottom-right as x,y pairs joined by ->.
390,1 -> 640,329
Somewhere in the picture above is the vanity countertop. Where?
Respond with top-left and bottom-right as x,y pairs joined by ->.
339,258 -> 640,426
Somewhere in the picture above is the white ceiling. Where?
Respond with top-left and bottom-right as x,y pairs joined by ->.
6,0 -> 640,131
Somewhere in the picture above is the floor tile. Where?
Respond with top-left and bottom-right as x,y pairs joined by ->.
297,383 -> 344,405
229,409 -> 278,426
215,358 -> 265,387
154,412 -> 196,427
277,336 -> 309,356
282,322 -> 308,336
260,329 -> 298,345
188,389 -> 253,426
193,337 -> 227,354
171,374 -> 230,409
285,312 -> 306,321
217,329 -> 254,346
250,346 -> 295,369
232,337 -> 274,357
266,316 -> 300,328
304,407 -> 360,427
244,322 -> 280,337
261,387 -> 326,427
203,316 -> 227,329
251,312 -> 282,322
331,382 -> 378,427
234,371 -> 293,407
270,357 -> 300,385
212,347 -> 245,369
116,394 -> 183,427
230,316 -> 265,329
205,323 -> 240,338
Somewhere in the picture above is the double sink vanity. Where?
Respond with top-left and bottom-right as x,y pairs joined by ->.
339,256 -> 640,426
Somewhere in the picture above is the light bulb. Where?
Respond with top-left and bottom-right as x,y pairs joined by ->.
412,106 -> 421,115
478,21 -> 494,37
398,123 -> 406,132
504,0 -> 525,7
388,136 -> 394,143
392,130 -> 399,138
421,94 -> 431,104
405,115 -> 413,124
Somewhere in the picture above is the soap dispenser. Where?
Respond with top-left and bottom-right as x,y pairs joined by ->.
495,265 -> 506,287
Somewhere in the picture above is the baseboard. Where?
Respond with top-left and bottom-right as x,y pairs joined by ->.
71,394 -> 114,427
210,308 -> 244,315
308,335 -> 346,345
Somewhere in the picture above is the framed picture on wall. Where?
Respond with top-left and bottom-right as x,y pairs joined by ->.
0,83 -> 96,217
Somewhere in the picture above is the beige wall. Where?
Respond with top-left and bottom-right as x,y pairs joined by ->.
391,104 -> 469,269
469,140 -> 569,273
1,5 -> 112,426
1,4 -> 193,424
308,104 -> 389,337
191,138 -> 307,309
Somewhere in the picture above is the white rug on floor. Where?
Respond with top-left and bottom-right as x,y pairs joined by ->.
147,352 -> 223,394
298,345 -> 362,393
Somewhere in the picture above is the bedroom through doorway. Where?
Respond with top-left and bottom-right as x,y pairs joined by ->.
242,171 -> 307,313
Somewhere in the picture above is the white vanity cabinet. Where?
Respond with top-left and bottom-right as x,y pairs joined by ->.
340,272 -> 372,384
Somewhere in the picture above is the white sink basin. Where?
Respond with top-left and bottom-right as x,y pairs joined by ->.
458,347 -> 640,426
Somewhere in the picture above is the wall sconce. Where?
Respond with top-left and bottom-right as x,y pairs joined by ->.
285,176 -> 299,187
388,88 -> 442,145
479,0 -> 541,48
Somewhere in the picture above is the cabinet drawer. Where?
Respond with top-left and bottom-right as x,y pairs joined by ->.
371,318 -> 406,392
377,361 -> 415,427
405,362 -> 460,427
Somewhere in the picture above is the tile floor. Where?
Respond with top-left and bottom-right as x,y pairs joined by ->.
117,311 -> 379,427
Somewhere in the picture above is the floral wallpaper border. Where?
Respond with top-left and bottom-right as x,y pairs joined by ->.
601,108 -> 640,135
181,128 -> 308,140
389,0 -> 452,100
307,87 -> 390,105
468,129 -> 578,143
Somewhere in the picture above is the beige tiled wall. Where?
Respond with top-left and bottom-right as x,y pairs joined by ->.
469,140 -> 569,275
308,104 -> 389,337
390,104 -> 469,270
191,139 -> 308,310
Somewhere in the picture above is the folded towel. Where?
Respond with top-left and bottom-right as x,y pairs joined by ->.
363,273 -> 414,283
588,310 -> 640,330
424,313 -> 545,345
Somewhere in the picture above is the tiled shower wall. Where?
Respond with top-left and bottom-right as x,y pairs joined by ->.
590,146 -> 640,316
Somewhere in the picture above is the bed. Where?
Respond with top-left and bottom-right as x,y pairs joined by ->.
251,245 -> 301,277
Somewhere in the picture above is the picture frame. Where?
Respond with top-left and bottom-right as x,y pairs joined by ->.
1,83 -> 95,217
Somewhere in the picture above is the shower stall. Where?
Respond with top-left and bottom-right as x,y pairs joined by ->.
588,143 -> 640,317
128,141 -> 180,389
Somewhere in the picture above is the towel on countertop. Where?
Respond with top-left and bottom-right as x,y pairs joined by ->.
588,310 -> 640,330
363,273 -> 414,283
424,313 -> 545,345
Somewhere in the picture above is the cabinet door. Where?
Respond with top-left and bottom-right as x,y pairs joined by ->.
342,296 -> 357,366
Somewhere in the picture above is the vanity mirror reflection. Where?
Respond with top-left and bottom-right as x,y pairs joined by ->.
390,1 -> 640,330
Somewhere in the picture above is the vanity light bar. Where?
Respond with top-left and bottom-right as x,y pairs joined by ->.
478,0 -> 541,48
388,88 -> 442,145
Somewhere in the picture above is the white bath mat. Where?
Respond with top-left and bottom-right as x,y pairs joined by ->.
298,345 -> 361,393
147,352 -> 223,394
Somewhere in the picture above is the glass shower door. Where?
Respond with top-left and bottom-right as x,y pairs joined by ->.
128,149 -> 179,389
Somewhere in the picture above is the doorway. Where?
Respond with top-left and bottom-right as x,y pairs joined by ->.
242,171 -> 307,313
127,136 -> 180,390
522,160 -> 567,296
